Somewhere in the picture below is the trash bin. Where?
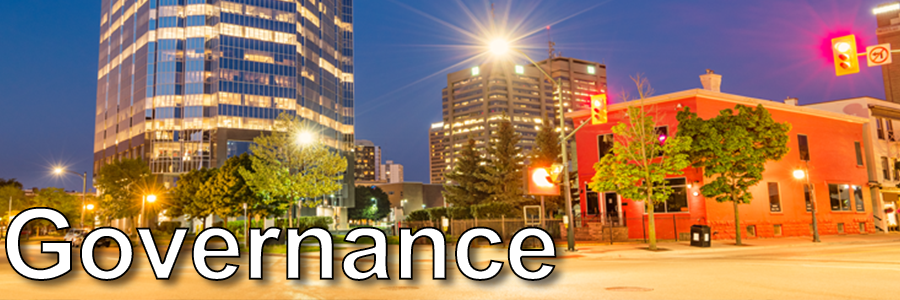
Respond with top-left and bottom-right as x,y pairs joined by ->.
690,225 -> 711,247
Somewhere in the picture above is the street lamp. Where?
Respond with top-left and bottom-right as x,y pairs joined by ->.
140,194 -> 157,228
487,39 -> 579,251
296,131 -> 315,146
794,166 -> 820,243
52,167 -> 88,229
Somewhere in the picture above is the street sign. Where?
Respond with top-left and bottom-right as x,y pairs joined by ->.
867,44 -> 892,67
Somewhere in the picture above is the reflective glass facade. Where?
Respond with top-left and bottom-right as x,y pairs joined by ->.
94,0 -> 355,206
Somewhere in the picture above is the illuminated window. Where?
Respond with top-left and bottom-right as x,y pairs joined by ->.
471,66 -> 480,76
515,65 -> 524,74
587,65 -> 596,75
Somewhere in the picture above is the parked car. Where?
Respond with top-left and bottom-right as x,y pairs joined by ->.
64,229 -> 113,248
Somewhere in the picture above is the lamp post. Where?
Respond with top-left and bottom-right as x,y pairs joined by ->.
54,167 -> 87,229
489,39 -> 580,251
84,204 -> 95,229
140,194 -> 157,228
794,163 -> 820,242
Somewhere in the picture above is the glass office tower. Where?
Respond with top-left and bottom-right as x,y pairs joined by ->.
94,0 -> 356,218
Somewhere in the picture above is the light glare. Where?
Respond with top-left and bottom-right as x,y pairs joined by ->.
873,3 -> 900,15
488,38 -> 509,56
793,169 -> 806,179
835,42 -> 851,53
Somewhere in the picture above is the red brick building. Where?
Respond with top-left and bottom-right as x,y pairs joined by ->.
568,84 -> 874,241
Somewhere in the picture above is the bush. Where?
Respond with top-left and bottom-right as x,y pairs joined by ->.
405,210 -> 430,222
425,207 -> 447,222
225,219 -> 265,234
447,206 -> 472,219
157,221 -> 181,234
470,202 -> 519,219
275,217 -> 334,231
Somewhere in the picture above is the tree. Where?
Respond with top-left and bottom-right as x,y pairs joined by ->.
443,138 -> 488,207
0,185 -> 26,219
589,75 -> 691,250
241,112 -> 348,227
203,154 -> 273,220
94,158 -> 158,229
0,178 -> 23,190
349,185 -> 391,221
32,188 -> 80,224
166,167 -> 216,225
676,104 -> 790,245
478,119 -> 527,207
529,121 -> 564,215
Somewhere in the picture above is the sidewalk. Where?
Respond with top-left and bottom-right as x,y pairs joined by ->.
564,233 -> 900,259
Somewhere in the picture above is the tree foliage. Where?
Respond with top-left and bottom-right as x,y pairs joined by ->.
32,188 -> 80,224
0,178 -> 23,190
94,158 -> 158,223
470,201 -> 520,219
349,185 -> 391,221
589,75 -> 691,250
477,119 -> 526,207
203,153 -> 273,218
676,104 -> 790,245
166,167 -> 217,222
443,139 -> 488,207
241,113 -> 348,224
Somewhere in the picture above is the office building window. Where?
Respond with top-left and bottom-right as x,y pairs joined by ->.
768,182 -> 781,212
854,141 -> 863,166
877,118 -> 885,140
882,156 -> 891,181
598,134 -> 614,159
828,184 -> 852,211
797,134 -> 810,161
853,185 -> 864,212
652,178 -> 688,213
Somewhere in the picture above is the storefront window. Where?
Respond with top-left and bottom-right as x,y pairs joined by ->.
653,178 -> 688,213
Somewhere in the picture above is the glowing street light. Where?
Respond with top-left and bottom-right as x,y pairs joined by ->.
140,194 -> 157,228
488,38 -> 509,56
85,204 -> 95,210
793,169 -> 806,180
296,131 -> 316,146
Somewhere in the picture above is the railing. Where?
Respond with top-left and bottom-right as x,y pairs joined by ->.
399,218 -> 565,240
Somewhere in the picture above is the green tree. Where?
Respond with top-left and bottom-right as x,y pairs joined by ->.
0,185 -> 26,219
676,104 -> 790,245
349,185 -> 391,221
32,188 -> 80,224
443,138 -> 488,207
529,121 -> 564,215
166,167 -> 217,225
0,178 -> 24,189
589,75 -> 691,250
94,158 -> 159,229
203,153 -> 274,221
241,112 -> 348,227
478,119 -> 526,207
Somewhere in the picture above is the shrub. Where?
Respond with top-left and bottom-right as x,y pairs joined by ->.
447,206 -> 472,219
405,210 -> 430,222
425,207 -> 447,222
225,219 -> 265,234
157,221 -> 181,234
470,202 -> 519,219
276,217 -> 333,231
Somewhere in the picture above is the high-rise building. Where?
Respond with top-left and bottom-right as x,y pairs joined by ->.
436,57 -> 606,180
380,160 -> 403,183
354,139 -> 380,182
875,2 -> 900,103
429,121 -> 448,184
94,0 -> 356,212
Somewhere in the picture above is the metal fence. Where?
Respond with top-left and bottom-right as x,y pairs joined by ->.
398,218 -> 565,240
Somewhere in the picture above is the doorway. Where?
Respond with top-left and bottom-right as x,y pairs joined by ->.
604,192 -> 620,226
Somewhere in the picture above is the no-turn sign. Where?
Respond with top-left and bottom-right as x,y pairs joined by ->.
867,43 -> 892,67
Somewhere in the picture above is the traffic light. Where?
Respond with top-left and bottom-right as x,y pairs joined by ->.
591,94 -> 607,125
832,35 -> 860,76
527,167 -> 560,196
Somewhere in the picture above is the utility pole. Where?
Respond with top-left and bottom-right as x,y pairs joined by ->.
806,160 -> 821,242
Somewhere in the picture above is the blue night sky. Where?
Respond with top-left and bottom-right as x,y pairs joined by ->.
0,0 -> 888,191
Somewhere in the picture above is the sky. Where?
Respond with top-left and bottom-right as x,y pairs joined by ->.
0,0 -> 889,191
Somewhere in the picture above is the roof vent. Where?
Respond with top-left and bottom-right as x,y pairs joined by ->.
784,97 -> 798,106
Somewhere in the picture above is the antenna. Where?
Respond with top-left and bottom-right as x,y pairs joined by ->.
547,25 -> 555,60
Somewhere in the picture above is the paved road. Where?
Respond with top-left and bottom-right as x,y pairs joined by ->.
0,239 -> 898,299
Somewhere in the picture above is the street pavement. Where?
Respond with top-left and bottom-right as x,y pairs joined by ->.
1,234 -> 899,299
